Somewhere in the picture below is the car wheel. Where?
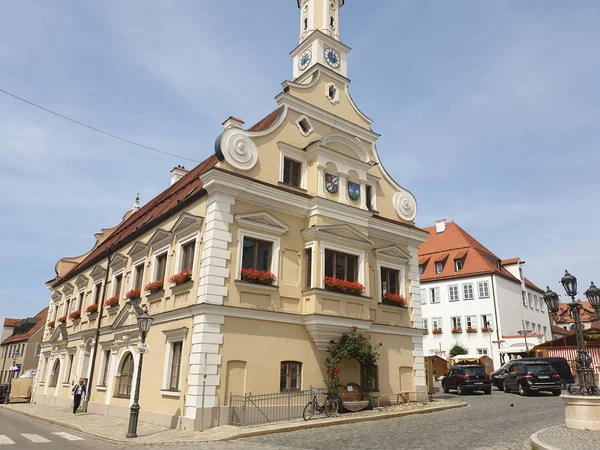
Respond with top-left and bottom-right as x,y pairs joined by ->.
484,388 -> 491,395
497,380 -> 503,391
504,382 -> 511,394
442,382 -> 449,394
518,383 -> 527,396
553,390 -> 561,396
456,384 -> 464,395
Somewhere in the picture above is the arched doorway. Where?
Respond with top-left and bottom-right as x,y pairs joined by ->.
49,360 -> 61,388
117,352 -> 134,398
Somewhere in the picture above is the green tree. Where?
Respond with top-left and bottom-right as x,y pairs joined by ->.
449,343 -> 468,358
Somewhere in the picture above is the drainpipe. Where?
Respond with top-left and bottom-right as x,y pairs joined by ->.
84,247 -> 111,411
490,276 -> 502,363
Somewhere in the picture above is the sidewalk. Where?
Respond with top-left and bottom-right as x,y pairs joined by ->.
528,425 -> 600,450
2,399 -> 466,444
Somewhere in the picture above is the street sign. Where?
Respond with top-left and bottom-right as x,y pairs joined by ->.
137,343 -> 150,354
12,364 -> 21,373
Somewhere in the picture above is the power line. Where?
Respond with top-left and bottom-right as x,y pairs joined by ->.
0,88 -> 201,163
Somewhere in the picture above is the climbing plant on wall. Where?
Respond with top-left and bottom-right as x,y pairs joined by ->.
325,327 -> 381,396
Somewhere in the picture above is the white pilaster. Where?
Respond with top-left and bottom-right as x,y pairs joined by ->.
338,172 -> 348,204
359,178 -> 368,210
317,165 -> 326,198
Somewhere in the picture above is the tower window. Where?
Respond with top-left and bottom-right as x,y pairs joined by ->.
304,18 -> 308,31
326,83 -> 339,104
330,16 -> 335,28
365,185 -> 373,211
329,84 -> 337,99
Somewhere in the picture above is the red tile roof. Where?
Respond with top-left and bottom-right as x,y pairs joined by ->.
1,308 -> 48,345
524,277 -> 545,294
551,324 -> 573,336
3,318 -> 18,327
418,222 -> 520,284
247,108 -> 283,132
556,301 -> 597,324
52,155 -> 219,287
501,257 -> 520,266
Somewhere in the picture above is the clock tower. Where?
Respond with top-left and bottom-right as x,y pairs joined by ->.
291,0 -> 350,80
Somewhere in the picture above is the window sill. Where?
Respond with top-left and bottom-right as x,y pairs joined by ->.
96,386 -> 107,392
235,280 -> 279,291
302,288 -> 373,302
161,389 -> 181,398
379,303 -> 408,312
170,281 -> 194,294
113,394 -> 131,399
146,290 -> 165,303
277,182 -> 307,193
62,382 -> 70,387
106,304 -> 120,314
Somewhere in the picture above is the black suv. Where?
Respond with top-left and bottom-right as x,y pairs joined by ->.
442,365 -> 491,395
502,361 -> 561,396
491,362 -> 511,390
518,357 -> 574,388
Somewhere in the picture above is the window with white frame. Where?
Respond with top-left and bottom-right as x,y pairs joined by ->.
463,283 -> 474,300
448,285 -> 459,302
432,317 -> 442,331
540,298 -> 545,313
419,265 -> 424,276
76,290 -> 85,311
64,353 -> 74,384
543,325 -> 548,339
280,361 -> 302,391
534,295 -> 539,310
325,249 -> 358,282
420,288 -> 426,304
454,259 -> 464,271
92,282 -> 102,306
162,328 -> 188,394
133,262 -> 145,291
430,287 -> 440,304
525,320 -> 530,329
282,157 -> 302,188
478,281 -> 489,298
451,316 -> 462,330
63,298 -> 71,316
237,229 -> 282,283
477,348 -> 488,355
423,318 -> 428,331
465,315 -> 477,330
481,314 -> 493,330
179,238 -> 196,273
154,252 -> 168,282
305,247 -> 313,288
100,350 -> 111,387
381,267 -> 400,296
522,291 -> 527,306
112,272 -> 124,298
435,262 -> 444,274
528,292 -> 533,308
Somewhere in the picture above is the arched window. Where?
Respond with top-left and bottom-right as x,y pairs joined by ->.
117,352 -> 134,397
49,360 -> 60,387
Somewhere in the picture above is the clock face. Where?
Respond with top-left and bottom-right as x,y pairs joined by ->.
324,48 -> 341,68
298,49 -> 312,71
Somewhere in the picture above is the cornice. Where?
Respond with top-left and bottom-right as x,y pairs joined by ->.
289,30 -> 352,57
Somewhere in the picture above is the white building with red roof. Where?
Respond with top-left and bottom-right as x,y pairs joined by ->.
419,219 -> 551,369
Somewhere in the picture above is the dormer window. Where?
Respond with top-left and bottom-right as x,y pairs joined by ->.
419,265 -> 424,276
455,259 -> 464,271
435,262 -> 444,274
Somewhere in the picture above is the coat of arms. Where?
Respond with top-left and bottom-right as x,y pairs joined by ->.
325,173 -> 339,194
348,182 -> 360,201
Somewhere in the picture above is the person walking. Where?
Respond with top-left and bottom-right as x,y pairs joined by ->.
71,379 -> 86,415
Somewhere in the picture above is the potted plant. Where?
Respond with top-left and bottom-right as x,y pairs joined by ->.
69,310 -> 81,321
169,270 -> 193,286
85,304 -> 99,315
382,292 -> 407,307
452,328 -> 462,334
145,280 -> 164,294
47,321 -> 55,328
466,327 -> 477,333
481,327 -> 491,333
432,328 -> 443,335
323,277 -> 365,296
105,296 -> 120,308
57,315 -> 67,324
240,268 -> 277,286
125,289 -> 141,301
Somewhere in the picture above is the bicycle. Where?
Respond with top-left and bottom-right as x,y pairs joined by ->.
303,390 -> 339,420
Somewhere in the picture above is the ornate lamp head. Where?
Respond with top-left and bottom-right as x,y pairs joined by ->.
560,270 -> 578,298
584,281 -> 600,311
543,286 -> 561,316
136,306 -> 153,334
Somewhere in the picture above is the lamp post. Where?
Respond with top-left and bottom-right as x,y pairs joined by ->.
543,270 -> 600,396
8,350 -> 21,403
126,306 -> 153,439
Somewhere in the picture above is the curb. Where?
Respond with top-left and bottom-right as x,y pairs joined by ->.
529,427 -> 564,450
3,401 -> 467,444
219,402 -> 468,442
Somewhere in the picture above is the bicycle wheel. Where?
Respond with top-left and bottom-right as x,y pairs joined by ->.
324,398 -> 339,417
303,401 -> 316,421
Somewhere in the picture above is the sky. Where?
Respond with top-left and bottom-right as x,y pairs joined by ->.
1,0 -> 599,328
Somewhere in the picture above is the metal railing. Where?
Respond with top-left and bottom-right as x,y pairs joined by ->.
229,387 -> 329,427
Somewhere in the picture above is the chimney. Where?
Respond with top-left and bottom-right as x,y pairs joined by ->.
222,116 -> 245,130
435,219 -> 447,234
170,165 -> 189,185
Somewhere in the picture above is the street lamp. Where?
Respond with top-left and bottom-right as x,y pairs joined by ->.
126,305 -> 153,439
544,270 -> 600,396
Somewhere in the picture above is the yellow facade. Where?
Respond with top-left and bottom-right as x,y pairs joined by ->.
34,0 -> 428,432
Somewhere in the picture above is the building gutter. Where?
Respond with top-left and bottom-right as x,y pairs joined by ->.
490,275 -> 501,344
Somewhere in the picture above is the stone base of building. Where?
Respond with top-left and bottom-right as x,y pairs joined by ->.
563,394 -> 600,430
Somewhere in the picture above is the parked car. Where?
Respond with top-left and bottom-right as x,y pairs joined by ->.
0,385 -> 7,404
442,364 -> 492,395
491,362 -> 511,390
518,357 -> 574,388
502,361 -> 561,396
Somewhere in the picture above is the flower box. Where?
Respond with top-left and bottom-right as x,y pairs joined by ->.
85,304 -> 98,315
323,277 -> 365,296
47,321 -> 55,328
169,270 -> 193,286
125,289 -> 141,301
145,280 -> 164,294
105,296 -> 120,308
69,310 -> 81,321
382,292 -> 407,307
481,327 -> 492,333
432,328 -> 443,335
452,328 -> 462,334
57,316 -> 67,324
466,327 -> 477,333
240,268 -> 276,286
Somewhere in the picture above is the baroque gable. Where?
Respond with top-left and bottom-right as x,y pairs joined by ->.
90,265 -> 107,281
62,283 -> 74,297
301,224 -> 373,247
128,241 -> 150,261
74,274 -> 89,290
109,253 -> 128,272
234,212 -> 290,236
147,229 -> 173,249
374,245 -> 411,263
170,212 -> 203,236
